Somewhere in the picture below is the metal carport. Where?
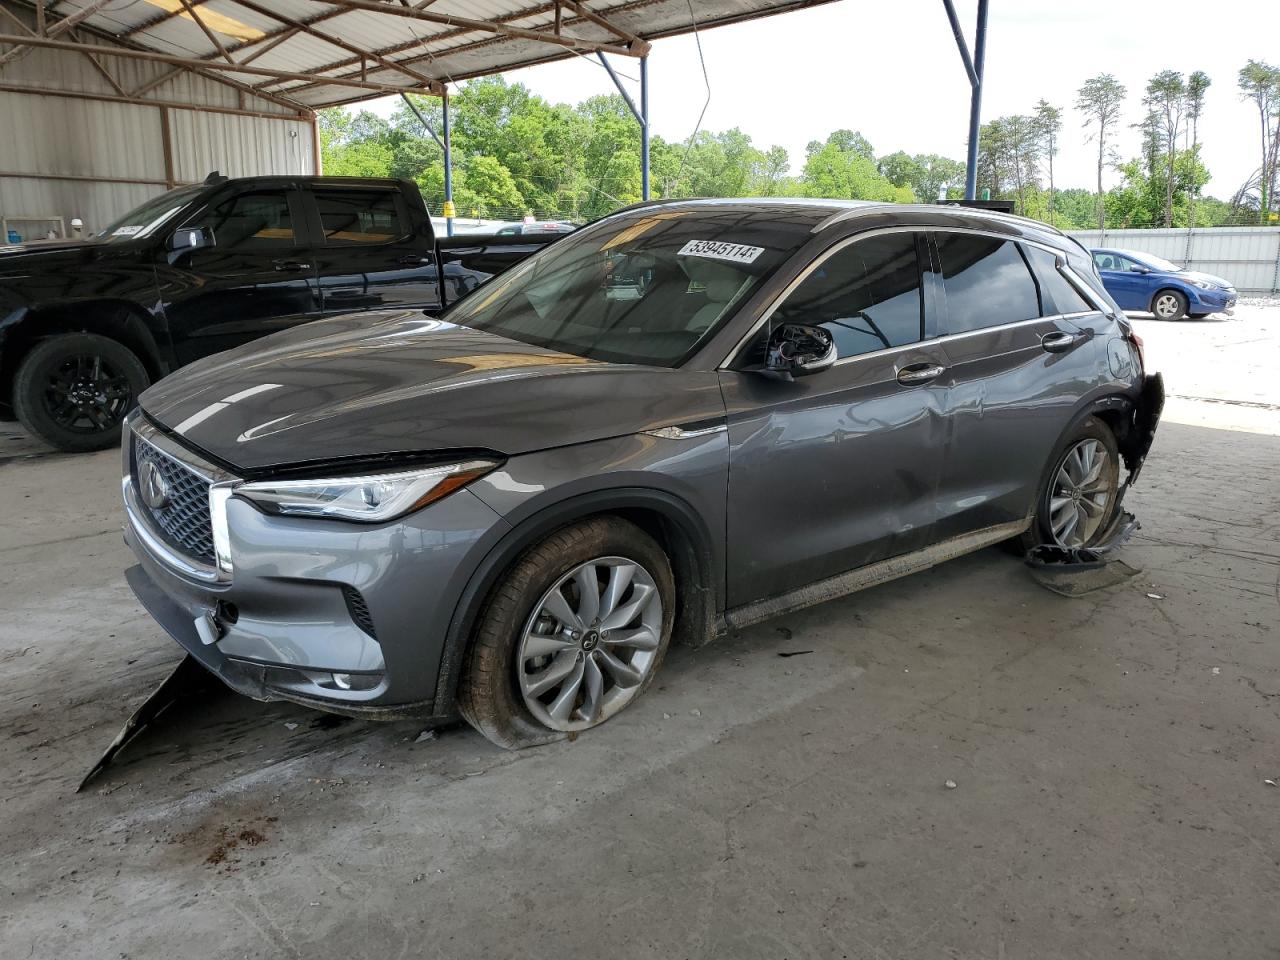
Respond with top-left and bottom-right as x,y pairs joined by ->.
0,0 -> 855,238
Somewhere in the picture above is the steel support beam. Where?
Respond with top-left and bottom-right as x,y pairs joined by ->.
0,33 -> 429,97
442,88 -> 454,236
942,0 -> 988,200
598,52 -> 650,201
640,55 -> 650,201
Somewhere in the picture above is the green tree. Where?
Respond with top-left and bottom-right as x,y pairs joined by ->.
1032,100 -> 1063,223
801,132 -> 912,202
1076,74 -> 1127,228
1143,70 -> 1188,226
1237,59 -> 1280,221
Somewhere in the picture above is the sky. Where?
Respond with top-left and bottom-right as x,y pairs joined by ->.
360,0 -> 1273,198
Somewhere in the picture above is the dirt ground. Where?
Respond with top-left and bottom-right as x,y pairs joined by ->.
1,302 -> 1277,960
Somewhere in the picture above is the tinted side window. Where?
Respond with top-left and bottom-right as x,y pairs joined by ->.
314,190 -> 406,245
204,191 -> 295,250
935,233 -> 1040,333
771,233 -> 924,359
1026,246 -> 1093,314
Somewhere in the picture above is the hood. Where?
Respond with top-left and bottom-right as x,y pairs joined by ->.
0,239 -> 138,281
1182,270 -> 1234,289
139,310 -> 726,472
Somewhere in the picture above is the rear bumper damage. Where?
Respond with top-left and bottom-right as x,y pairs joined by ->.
1118,372 -> 1165,488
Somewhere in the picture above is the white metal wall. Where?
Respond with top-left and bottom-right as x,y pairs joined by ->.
0,7 -> 314,239
1069,228 -> 1280,294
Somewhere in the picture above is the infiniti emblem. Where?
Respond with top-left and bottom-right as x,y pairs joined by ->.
139,460 -> 171,510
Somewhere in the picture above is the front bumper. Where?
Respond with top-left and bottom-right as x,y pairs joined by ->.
122,421 -> 511,716
1188,287 -> 1237,314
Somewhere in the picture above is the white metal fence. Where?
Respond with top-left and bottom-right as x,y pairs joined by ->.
1067,227 -> 1280,294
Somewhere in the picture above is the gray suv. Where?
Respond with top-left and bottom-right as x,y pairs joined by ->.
121,199 -> 1162,748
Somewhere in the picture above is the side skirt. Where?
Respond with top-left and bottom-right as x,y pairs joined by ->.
721,518 -> 1031,632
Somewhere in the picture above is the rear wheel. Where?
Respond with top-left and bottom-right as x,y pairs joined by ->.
1020,417 -> 1121,551
1151,289 -> 1188,320
13,333 -> 149,452
458,516 -> 675,749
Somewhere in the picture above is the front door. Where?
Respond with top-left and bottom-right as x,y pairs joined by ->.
164,187 -> 319,364
719,230 -> 948,609
305,185 -> 442,315
930,232 -> 1107,540
1093,251 -> 1147,311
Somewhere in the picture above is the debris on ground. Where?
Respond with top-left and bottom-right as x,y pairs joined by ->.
777,650 -> 814,658
284,722 -> 298,731
689,709 -> 702,717
1025,512 -> 1143,598
944,779 -> 958,790
414,729 -> 437,743
1264,779 -> 1277,787
78,655 -> 210,792
1212,667 -> 1221,676
1147,593 -> 1165,600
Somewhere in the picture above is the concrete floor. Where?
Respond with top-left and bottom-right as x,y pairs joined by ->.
2,303 -> 1278,959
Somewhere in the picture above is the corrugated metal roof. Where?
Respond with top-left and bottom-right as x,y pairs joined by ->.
1,0 -> 839,113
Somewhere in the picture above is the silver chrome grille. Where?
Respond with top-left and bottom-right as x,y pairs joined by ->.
133,435 -> 216,565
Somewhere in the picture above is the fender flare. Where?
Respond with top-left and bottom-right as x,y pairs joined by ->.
431,486 -> 721,715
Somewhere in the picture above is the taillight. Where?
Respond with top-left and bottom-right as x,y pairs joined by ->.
1126,329 -> 1145,369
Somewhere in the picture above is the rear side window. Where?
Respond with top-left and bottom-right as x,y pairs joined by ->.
1026,245 -> 1094,314
935,233 -> 1040,334
314,190 -> 406,245
770,232 -> 924,360
203,191 -> 295,249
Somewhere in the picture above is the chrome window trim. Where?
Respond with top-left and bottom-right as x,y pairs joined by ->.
720,226 -> 1102,372
640,423 -> 728,440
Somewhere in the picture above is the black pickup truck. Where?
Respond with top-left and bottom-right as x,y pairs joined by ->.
0,174 -> 556,451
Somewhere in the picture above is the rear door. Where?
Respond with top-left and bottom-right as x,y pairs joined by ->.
305,184 -> 442,315
719,230 -> 949,608
165,186 -> 320,364
931,231 -> 1106,541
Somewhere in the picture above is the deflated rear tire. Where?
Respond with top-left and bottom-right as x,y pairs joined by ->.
458,516 -> 675,750
1019,416 -> 1121,552
13,333 -> 149,452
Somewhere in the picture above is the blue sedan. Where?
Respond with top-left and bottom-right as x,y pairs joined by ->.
1090,248 -> 1237,320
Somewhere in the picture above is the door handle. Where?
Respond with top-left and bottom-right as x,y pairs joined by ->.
272,259 -> 311,271
397,255 -> 430,266
896,362 -> 946,385
1041,331 -> 1080,353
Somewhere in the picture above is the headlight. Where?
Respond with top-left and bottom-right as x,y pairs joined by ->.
1191,279 -> 1215,290
237,460 -> 498,522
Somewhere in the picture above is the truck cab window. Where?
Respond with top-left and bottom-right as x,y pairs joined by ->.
202,192 -> 295,250
315,190 -> 406,245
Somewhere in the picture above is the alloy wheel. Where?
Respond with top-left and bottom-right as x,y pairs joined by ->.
42,353 -> 133,434
516,556 -> 664,732
1154,293 -> 1181,319
1047,439 -> 1118,548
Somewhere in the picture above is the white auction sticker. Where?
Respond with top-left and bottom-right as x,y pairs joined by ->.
677,239 -> 764,265
111,225 -> 144,237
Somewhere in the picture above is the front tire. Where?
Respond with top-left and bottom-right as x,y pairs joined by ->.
1151,289 -> 1188,320
1019,417 -> 1122,551
13,333 -> 149,452
458,516 -> 675,749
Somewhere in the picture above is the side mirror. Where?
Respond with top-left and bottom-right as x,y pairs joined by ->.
764,323 -> 837,378
1132,266 -> 1150,274
169,226 -> 210,252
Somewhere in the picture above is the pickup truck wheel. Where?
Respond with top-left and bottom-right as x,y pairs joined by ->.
458,516 -> 675,750
13,333 -> 149,452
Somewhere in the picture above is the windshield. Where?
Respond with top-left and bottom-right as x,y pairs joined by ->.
1130,251 -> 1182,272
445,207 -> 814,366
97,184 -> 206,243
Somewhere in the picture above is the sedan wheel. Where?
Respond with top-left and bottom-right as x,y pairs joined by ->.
1047,438 -> 1119,548
1152,291 -> 1186,320
517,557 -> 664,732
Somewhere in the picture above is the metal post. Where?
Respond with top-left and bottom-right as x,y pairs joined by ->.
442,88 -> 454,237
640,55 -> 650,201
963,0 -> 989,200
